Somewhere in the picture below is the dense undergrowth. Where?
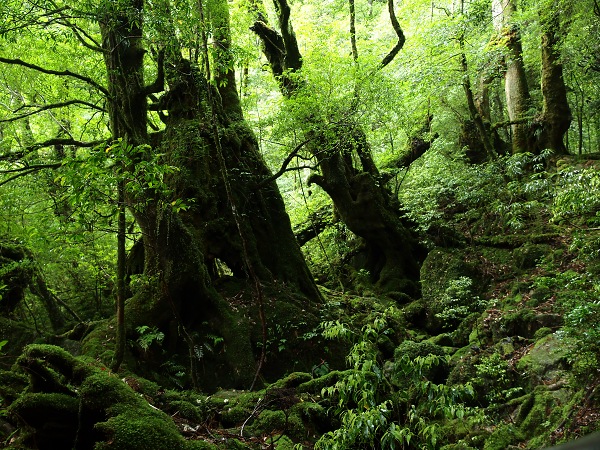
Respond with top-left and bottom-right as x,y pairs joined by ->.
2,149 -> 600,448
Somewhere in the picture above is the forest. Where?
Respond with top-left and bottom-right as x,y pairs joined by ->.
0,0 -> 599,448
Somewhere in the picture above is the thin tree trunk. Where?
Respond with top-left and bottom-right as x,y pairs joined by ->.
459,38 -> 496,160
111,179 -> 126,372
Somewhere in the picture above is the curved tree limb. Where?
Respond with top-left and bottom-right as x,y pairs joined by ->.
143,49 -> 165,95
380,0 -> 406,68
0,138 -> 104,162
0,163 -> 64,174
0,57 -> 110,97
25,138 -> 104,151
0,163 -> 62,187
1,100 -> 105,123
256,139 -> 311,188
57,20 -> 105,53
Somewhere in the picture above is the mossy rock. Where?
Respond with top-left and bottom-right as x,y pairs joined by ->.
483,424 -> 524,450
452,312 -> 480,347
159,389 -> 208,422
0,370 -> 28,403
80,319 -> 117,366
6,345 -> 196,450
512,243 -> 551,270
517,386 -> 583,446
290,400 -> 330,433
516,334 -> 571,383
420,247 -> 489,333
486,308 -> 560,341
168,400 -> 205,422
250,409 -> 287,434
427,333 -> 454,347
297,369 -> 351,394
272,434 -> 297,449
283,410 -> 306,441
7,392 -> 80,449
402,298 -> 428,328
393,340 -> 448,384
216,438 -> 251,449
94,409 -> 187,450
533,327 -> 553,340
220,405 -> 250,427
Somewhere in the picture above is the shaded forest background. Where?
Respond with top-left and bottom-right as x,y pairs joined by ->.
1,0 -> 600,448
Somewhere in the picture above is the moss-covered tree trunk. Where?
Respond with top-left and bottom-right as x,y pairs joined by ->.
497,0 -> 533,154
494,0 -> 571,155
97,0 -> 320,389
251,0 -> 423,297
537,4 -> 572,154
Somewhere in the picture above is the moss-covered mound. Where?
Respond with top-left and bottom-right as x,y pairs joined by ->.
3,344 -> 207,449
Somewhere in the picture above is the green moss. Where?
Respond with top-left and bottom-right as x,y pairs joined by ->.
160,389 -> 208,421
270,372 -> 312,389
483,424 -> 524,450
519,389 -> 552,436
19,343 -> 80,376
394,340 -> 446,360
517,386 -> 583,446
452,313 -> 479,347
513,243 -> 551,270
533,327 -> 552,340
427,333 -> 454,347
216,439 -> 250,449
80,320 -> 116,365
273,435 -> 297,449
516,334 -> 571,383
402,298 -> 428,327
169,400 -> 205,422
440,444 -> 477,450
81,372 -> 145,410
184,441 -> 219,450
291,400 -> 327,423
251,409 -> 287,433
0,370 -> 28,402
8,392 -> 79,424
220,405 -> 249,426
284,411 -> 306,440
8,392 -> 80,448
297,369 -> 352,394
94,410 -> 187,450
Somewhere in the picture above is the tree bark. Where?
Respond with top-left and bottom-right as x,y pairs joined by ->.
99,0 -> 321,389
251,0 -> 424,297
537,5 -> 572,154
497,0 -> 532,153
